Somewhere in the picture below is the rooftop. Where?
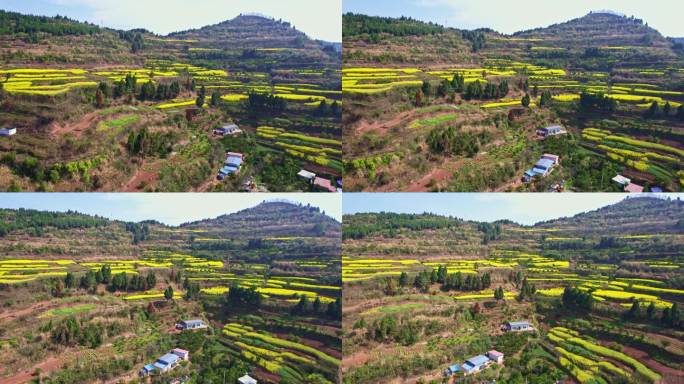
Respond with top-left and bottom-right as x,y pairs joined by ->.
508,320 -> 532,327
625,183 -> 644,193
158,353 -> 180,365
466,355 -> 490,367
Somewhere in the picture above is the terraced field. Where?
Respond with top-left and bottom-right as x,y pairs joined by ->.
0,200 -> 342,384
0,12 -> 341,192
342,196 -> 684,384
343,12 -> 684,192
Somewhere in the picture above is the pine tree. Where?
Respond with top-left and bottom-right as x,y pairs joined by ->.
313,296 -> 321,313
210,91 -> 220,107
646,302 -> 656,320
399,272 -> 408,287
521,94 -> 531,108
164,286 -> 174,300
64,272 -> 75,288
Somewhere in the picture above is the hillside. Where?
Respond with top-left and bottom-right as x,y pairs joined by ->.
342,197 -> 684,384
0,200 -> 341,384
182,200 -> 341,238
0,10 -> 342,192
342,12 -> 684,192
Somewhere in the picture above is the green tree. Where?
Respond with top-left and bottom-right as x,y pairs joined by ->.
539,90 -> 552,107
647,101 -> 659,117
521,94 -> 531,108
494,286 -> 504,300
313,296 -> 322,313
421,80 -> 432,97
626,300 -> 640,319
196,86 -> 206,108
64,272 -> 76,288
164,286 -> 174,300
210,91 -> 220,107
398,272 -> 408,287
646,302 -> 656,320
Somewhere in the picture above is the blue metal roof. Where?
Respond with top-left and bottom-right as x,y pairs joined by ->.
158,353 -> 179,365
448,364 -> 461,372
226,156 -> 243,166
144,364 -> 155,371
183,319 -> 204,325
220,165 -> 238,175
153,362 -> 167,370
535,158 -> 554,169
508,321 -> 531,327
466,355 -> 490,367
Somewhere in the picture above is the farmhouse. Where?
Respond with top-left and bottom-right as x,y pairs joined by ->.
214,123 -> 242,136
523,154 -> 560,182
462,355 -> 491,375
172,348 -> 190,360
536,124 -> 566,137
313,177 -> 336,192
238,374 -> 258,384
218,152 -> 244,180
442,363 -> 461,377
612,174 -> 631,186
487,350 -> 504,364
176,319 -> 207,330
624,183 -> 644,193
505,320 -> 534,332
154,353 -> 180,373
0,127 -> 17,136
140,348 -> 190,376
297,169 -> 316,181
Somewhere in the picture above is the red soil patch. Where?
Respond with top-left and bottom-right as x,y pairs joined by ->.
0,301 -> 51,321
121,161 -> 161,191
254,367 -> 281,383
405,167 -> 451,192
620,345 -> 684,384
49,110 -> 101,138
2,356 -> 63,384
342,350 -> 371,370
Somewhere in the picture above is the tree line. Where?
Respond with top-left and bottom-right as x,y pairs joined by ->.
343,13 -> 444,38
0,11 -> 99,37
342,212 -> 461,240
0,208 -> 109,237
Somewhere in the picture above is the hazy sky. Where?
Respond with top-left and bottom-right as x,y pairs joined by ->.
343,193 -> 683,225
2,0 -> 342,41
344,0 -> 684,37
0,193 -> 342,225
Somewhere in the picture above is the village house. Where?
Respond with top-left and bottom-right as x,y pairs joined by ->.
504,320 -> 534,332
218,152 -> 244,180
462,355 -> 491,375
176,319 -> 207,330
213,123 -> 242,136
0,127 -> 17,136
297,169 -> 316,181
612,174 -> 631,187
442,363 -> 461,377
536,124 -> 567,138
139,348 -> 191,377
523,154 -> 560,182
313,177 -> 336,192
238,374 -> 258,384
487,350 -> 504,364
624,183 -> 644,193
